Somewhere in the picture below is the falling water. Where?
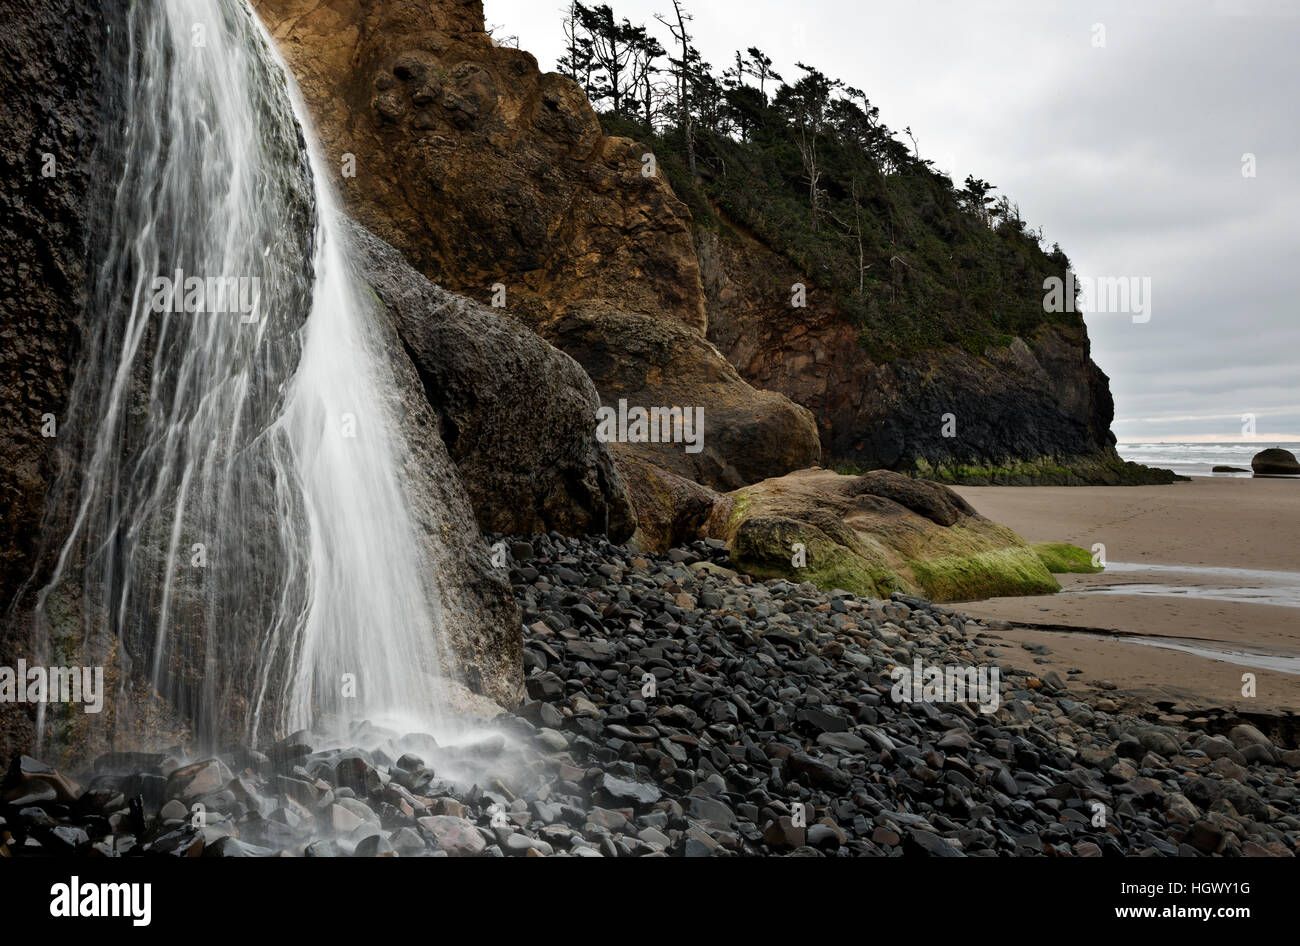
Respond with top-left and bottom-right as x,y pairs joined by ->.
31,0 -> 453,748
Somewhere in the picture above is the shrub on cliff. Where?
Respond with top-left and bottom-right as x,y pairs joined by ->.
562,3 -> 1081,360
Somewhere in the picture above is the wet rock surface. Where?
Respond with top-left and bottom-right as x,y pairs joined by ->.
349,219 -> 636,541
0,0 -> 117,762
3,536 -> 1297,857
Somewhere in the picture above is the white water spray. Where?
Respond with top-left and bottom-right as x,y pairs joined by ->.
32,0 -> 454,747
259,62 -> 453,740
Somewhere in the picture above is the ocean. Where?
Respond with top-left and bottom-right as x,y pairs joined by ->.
1118,442 -> 1300,478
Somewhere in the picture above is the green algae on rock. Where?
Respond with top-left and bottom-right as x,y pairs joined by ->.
713,468 -> 1059,602
1033,542 -> 1105,574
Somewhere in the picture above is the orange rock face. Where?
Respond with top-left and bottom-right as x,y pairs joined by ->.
254,0 -> 705,333
254,0 -> 827,494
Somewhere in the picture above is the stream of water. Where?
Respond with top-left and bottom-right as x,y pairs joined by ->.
32,0 -> 452,748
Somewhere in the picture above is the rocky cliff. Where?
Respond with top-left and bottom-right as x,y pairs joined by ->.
255,0 -> 1165,488
252,0 -> 825,488
0,0 -> 113,760
700,223 -> 1169,485
255,0 -> 705,334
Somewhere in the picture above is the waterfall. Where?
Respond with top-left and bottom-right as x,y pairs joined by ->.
32,0 -> 453,748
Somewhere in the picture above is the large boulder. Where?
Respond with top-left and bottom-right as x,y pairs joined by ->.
359,246 -> 524,712
712,468 -> 1059,602
612,447 -> 731,554
545,306 -> 822,491
346,218 -> 636,540
254,0 -> 705,333
1251,448 -> 1300,476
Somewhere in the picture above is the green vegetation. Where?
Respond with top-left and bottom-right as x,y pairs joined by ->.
723,502 -> 1060,603
908,454 -> 1185,486
1033,542 -> 1105,574
913,456 -> 1077,484
909,545 -> 1061,602
729,515 -> 908,599
559,2 -> 1082,360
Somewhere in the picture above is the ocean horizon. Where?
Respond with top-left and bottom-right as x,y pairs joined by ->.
1118,441 -> 1300,478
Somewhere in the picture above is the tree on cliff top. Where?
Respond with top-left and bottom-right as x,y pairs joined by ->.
566,3 -> 665,124
560,2 -> 1076,359
558,2 -> 595,88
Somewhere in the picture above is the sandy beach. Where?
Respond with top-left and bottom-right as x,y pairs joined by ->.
953,478 -> 1300,715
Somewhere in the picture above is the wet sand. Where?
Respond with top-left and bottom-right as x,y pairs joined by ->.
952,478 -> 1300,714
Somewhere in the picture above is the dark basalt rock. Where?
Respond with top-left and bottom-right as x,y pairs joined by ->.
700,226 -> 1178,487
0,0 -> 115,765
1252,448 -> 1300,476
1,533 -> 1296,858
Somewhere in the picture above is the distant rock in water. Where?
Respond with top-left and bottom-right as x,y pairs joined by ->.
1213,465 -> 1249,473
1251,448 -> 1300,476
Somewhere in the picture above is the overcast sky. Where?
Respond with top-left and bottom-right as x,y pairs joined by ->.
487,0 -> 1299,442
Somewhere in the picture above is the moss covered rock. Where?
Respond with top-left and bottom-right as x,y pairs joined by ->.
903,452 -> 1184,486
713,468 -> 1059,602
1033,542 -> 1105,574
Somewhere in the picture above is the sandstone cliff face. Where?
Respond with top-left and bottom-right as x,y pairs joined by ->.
611,447 -> 731,555
254,0 -> 824,498
254,0 -> 705,334
546,305 -> 820,491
